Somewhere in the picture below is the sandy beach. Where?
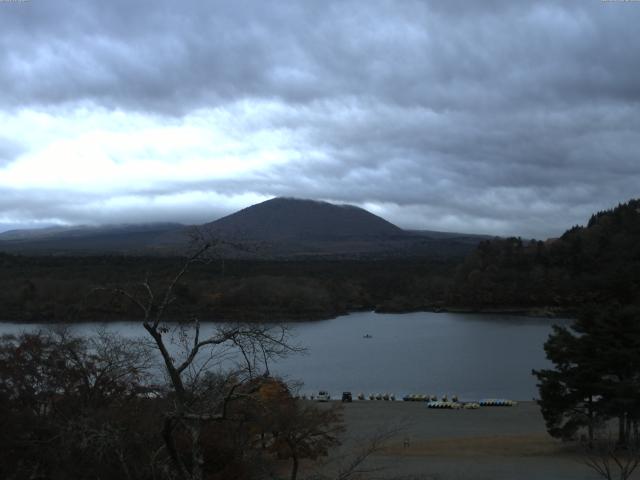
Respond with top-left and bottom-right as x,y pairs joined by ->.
307,401 -> 622,480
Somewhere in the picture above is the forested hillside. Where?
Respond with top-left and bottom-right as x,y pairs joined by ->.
0,254 -> 455,323
449,199 -> 640,312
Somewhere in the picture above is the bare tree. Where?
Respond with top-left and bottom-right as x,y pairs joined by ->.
255,387 -> 345,480
109,242 -> 302,480
306,425 -> 402,480
583,436 -> 640,480
334,427 -> 399,480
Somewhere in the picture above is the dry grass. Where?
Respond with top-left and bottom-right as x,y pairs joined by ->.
382,434 -> 571,458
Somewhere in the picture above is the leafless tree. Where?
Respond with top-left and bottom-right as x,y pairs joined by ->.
109,242 -> 302,480
307,425 -> 402,480
583,435 -> 640,480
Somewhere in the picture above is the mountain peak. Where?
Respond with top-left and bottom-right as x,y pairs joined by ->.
255,196 -> 360,209
206,197 -> 402,241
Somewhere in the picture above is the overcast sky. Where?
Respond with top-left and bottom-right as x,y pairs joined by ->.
1,0 -> 639,239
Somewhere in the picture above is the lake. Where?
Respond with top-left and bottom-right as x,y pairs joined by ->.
0,311 -> 569,401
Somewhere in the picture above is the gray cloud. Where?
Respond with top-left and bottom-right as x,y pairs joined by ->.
0,137 -> 24,166
3,1 -> 639,113
0,0 -> 639,238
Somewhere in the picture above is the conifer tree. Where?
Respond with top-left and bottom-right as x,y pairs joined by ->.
534,305 -> 640,446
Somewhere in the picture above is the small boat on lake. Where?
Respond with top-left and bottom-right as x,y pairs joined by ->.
363,334 -> 373,339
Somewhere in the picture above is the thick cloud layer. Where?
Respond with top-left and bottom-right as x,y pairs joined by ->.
1,0 -> 639,238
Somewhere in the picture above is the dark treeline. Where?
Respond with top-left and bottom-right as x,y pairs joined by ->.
0,254 -> 456,323
449,199 -> 640,313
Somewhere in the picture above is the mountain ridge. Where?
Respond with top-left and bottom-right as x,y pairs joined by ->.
0,197 -> 489,258
0,223 -> 184,241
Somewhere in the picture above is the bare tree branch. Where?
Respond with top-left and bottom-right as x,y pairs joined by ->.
583,435 -> 640,480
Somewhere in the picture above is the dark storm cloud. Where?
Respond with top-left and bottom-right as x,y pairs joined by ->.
3,0 -> 639,113
1,0 -> 640,237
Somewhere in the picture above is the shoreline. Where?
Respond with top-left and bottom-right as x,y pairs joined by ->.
0,304 -> 574,324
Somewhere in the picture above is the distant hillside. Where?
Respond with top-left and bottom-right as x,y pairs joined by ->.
0,223 -> 184,255
0,225 -> 71,241
405,229 -> 495,244
449,199 -> 640,312
0,198 -> 487,259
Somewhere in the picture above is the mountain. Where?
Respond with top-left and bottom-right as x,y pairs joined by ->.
202,197 -> 403,241
0,198 -> 488,258
187,197 -> 490,258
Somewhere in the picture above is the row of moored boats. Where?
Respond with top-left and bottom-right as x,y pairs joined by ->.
297,392 -> 517,408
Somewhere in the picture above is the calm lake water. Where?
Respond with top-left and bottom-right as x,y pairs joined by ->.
0,311 -> 569,400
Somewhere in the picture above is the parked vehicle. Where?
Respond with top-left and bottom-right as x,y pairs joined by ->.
341,392 -> 353,402
317,390 -> 330,402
